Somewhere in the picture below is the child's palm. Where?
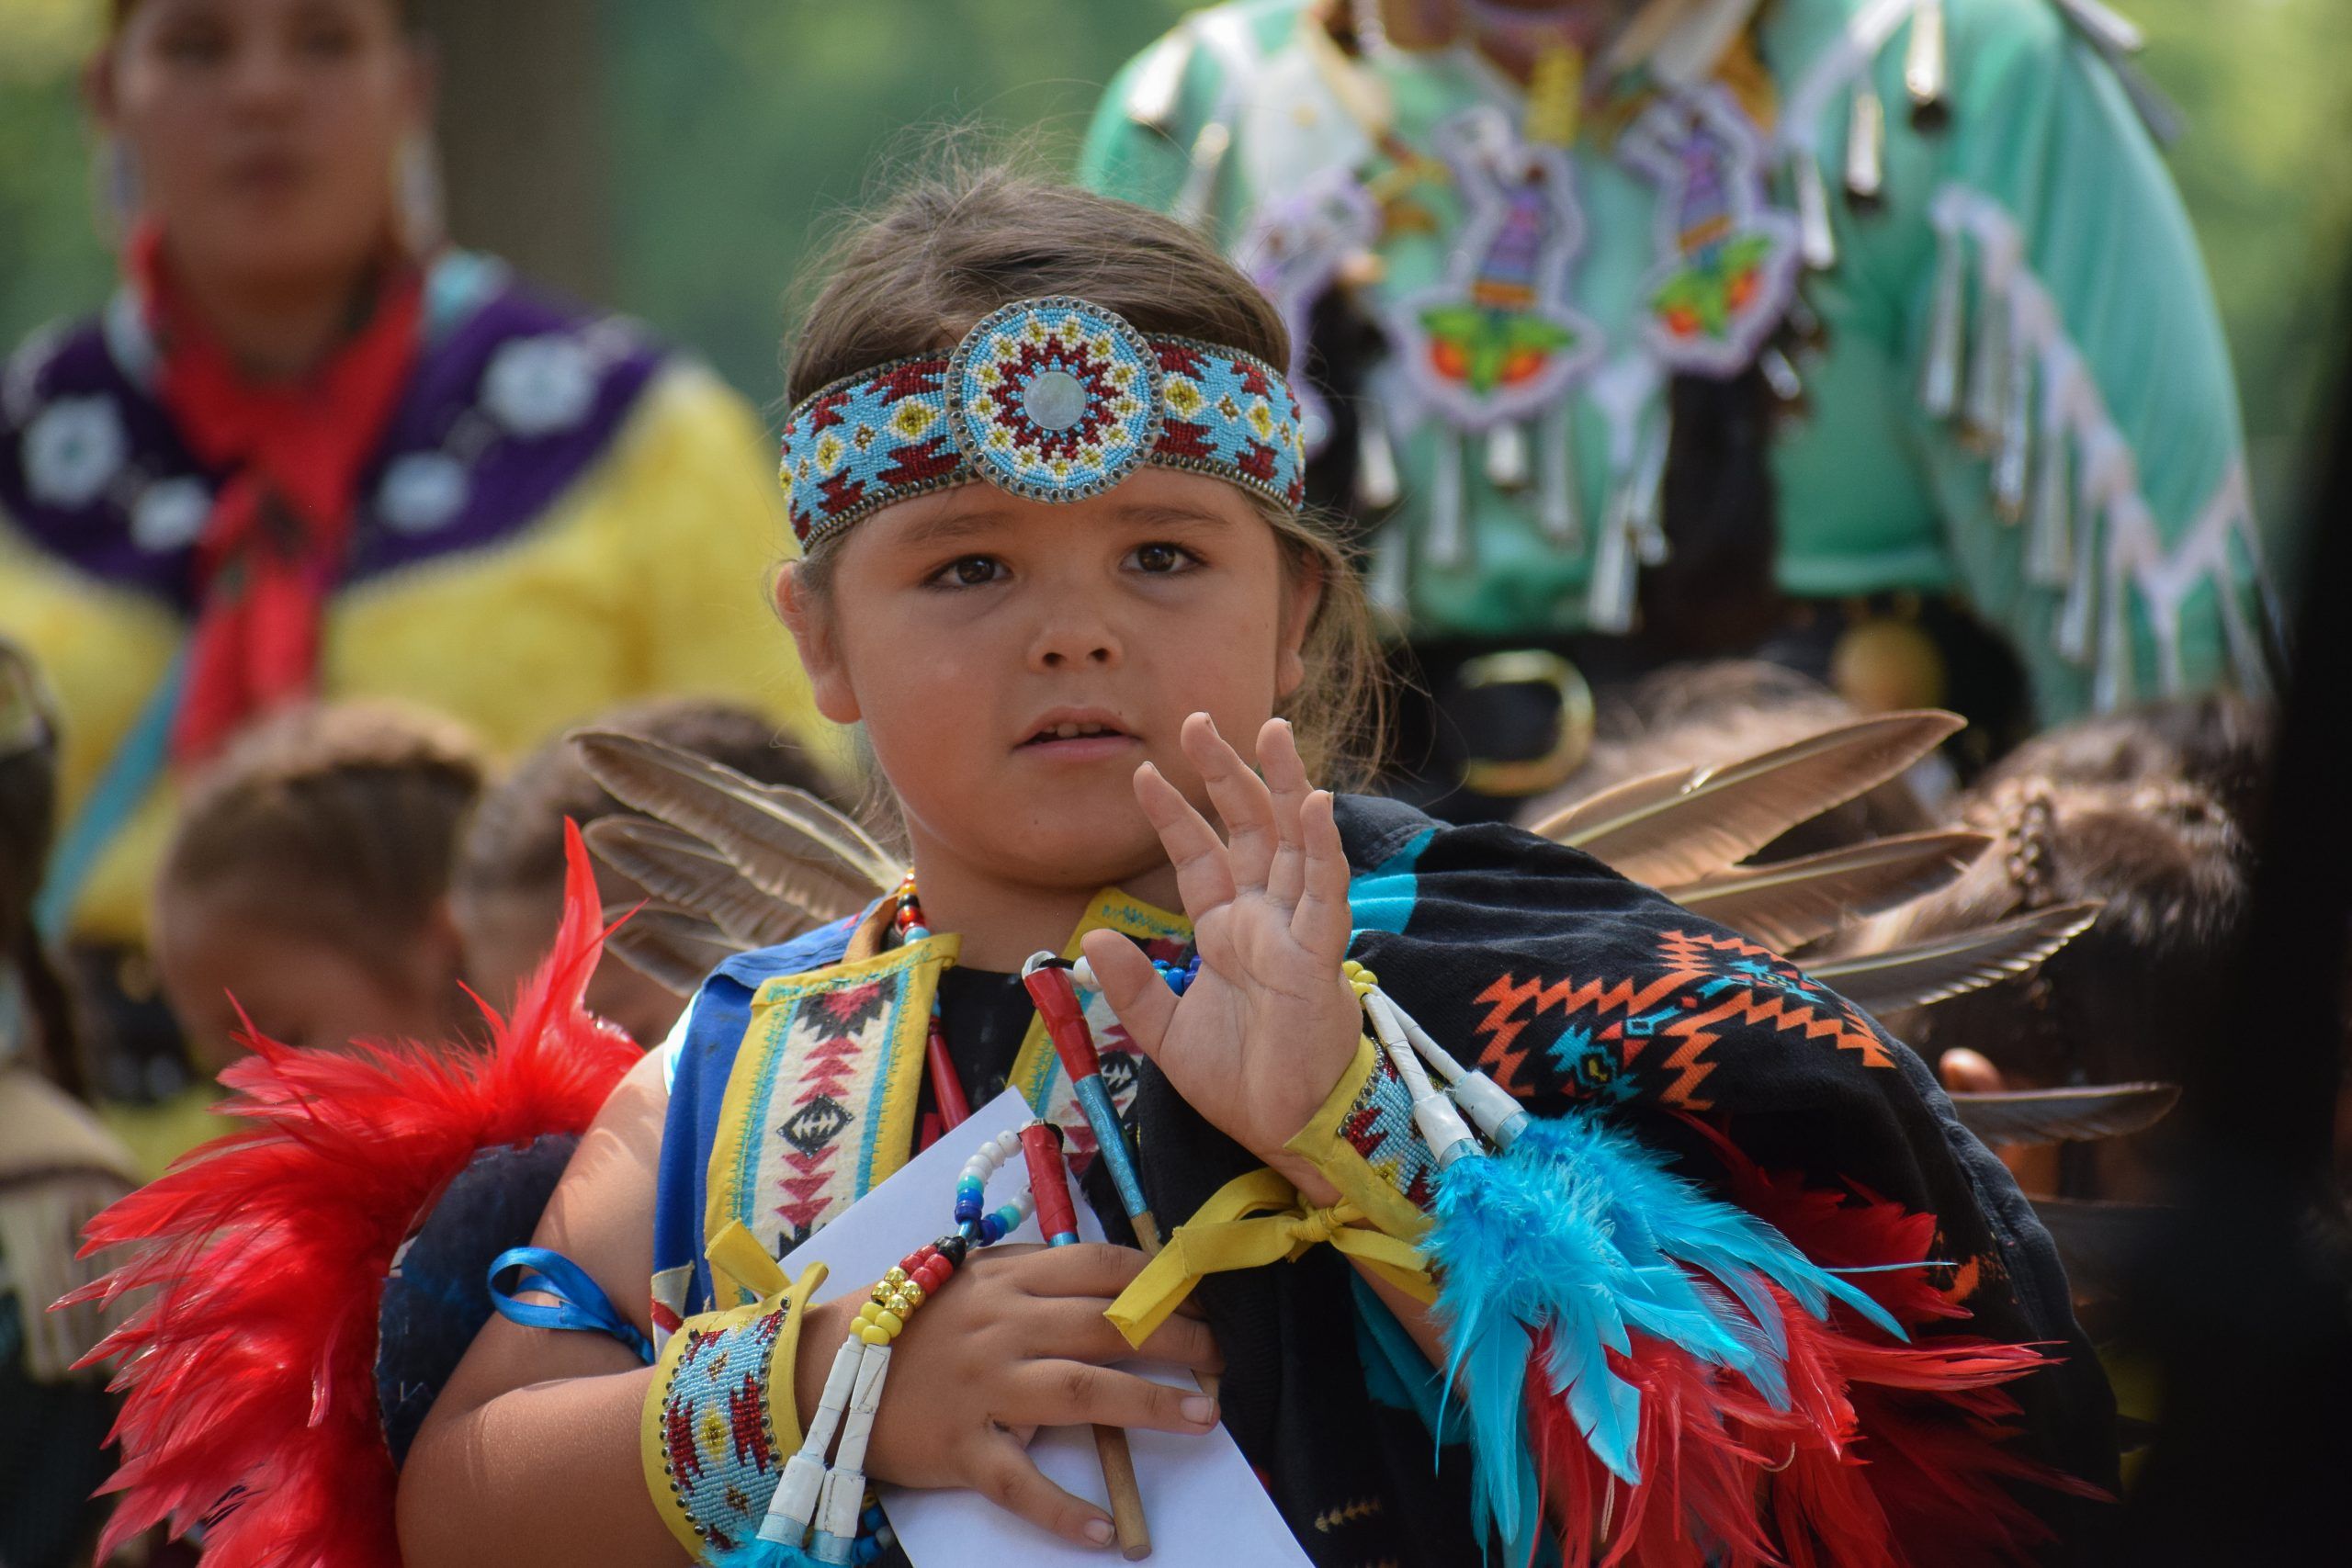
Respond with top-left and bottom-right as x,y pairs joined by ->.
1084,716 -> 1361,1174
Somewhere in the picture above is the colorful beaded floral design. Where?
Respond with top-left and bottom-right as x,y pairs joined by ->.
946,297 -> 1162,502
778,295 -> 1306,547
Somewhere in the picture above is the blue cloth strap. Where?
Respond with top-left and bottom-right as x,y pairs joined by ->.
35,648 -> 185,940
487,1246 -> 654,1365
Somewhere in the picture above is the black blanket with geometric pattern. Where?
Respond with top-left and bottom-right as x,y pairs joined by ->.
1125,793 -> 2115,1567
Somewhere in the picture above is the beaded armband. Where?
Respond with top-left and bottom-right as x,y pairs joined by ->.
1281,1035 -> 1441,1242
641,1260 -> 826,1562
1283,964 -> 1542,1239
776,296 -> 1306,549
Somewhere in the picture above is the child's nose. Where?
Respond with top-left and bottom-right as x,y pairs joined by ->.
1029,609 -> 1124,670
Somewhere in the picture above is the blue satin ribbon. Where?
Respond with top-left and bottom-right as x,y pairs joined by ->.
487,1247 -> 654,1365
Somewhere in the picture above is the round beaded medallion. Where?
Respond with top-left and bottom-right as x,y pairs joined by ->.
945,297 -> 1165,502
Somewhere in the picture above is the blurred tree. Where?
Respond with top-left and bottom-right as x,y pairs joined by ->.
413,0 -> 615,302
594,0 -> 1193,400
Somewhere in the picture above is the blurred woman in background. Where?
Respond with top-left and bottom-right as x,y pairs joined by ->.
0,0 -> 831,1141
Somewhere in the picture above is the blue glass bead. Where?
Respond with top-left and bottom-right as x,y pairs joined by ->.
979,1213 -> 1006,1244
954,1198 -> 982,1223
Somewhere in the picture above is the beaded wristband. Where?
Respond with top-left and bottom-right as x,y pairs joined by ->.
642,1265 -> 825,1561
744,1130 -> 1036,1564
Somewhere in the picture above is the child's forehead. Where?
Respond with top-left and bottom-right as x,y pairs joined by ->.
861,468 -> 1261,549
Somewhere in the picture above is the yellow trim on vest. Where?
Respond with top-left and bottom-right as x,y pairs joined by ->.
703,932 -> 958,1283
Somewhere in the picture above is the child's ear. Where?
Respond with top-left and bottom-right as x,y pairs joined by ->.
775,562 -> 863,725
82,48 -> 121,130
1274,550 -> 1324,702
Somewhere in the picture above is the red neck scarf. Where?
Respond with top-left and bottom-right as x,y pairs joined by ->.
134,225 -> 424,767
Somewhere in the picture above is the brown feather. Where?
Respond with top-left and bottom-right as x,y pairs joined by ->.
1668,830 -> 1991,952
583,817 -> 818,948
1949,1082 -> 2182,1146
1566,709 -> 1965,886
1529,764 -> 1696,845
600,902 -> 747,998
1808,901 -> 2103,1012
571,729 -> 894,914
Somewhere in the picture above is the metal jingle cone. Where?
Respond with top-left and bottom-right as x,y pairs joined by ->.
1905,0 -> 1950,130
1485,421 -> 1532,491
1845,80 -> 1886,209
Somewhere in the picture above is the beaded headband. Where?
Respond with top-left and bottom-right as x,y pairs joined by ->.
777,295 -> 1307,548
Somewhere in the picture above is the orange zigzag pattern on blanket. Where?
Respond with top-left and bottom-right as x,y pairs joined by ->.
1470,972 -> 1688,1091
1470,929 -> 1892,1111
1654,930 -> 1892,1093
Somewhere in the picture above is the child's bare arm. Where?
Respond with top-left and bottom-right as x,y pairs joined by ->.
397,1047 -> 684,1568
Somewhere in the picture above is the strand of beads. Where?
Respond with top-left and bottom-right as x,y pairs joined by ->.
1066,950 -> 1201,998
747,1124 -> 1035,1565
956,1128 -> 1036,1244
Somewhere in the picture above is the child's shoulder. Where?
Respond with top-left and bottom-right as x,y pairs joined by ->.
706,913 -> 865,993
660,910 -> 868,1086
1335,790 -> 1636,886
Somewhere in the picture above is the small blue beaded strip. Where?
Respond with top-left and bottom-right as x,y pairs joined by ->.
778,296 -> 1307,548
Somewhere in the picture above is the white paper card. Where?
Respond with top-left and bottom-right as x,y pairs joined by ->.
777,1087 -> 1309,1568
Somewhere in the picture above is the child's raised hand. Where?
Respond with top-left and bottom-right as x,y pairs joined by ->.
802,1242 -> 1223,1547
1082,714 -> 1362,1199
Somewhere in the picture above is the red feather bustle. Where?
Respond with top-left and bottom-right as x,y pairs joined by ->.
1529,1119 -> 2100,1567
60,822 -> 643,1568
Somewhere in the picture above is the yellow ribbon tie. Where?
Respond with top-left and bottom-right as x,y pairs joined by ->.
1104,1167 -> 1434,1348
707,1217 -> 829,1307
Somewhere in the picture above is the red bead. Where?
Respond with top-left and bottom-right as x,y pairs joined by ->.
916,1258 -> 952,1292
899,1247 -> 934,1274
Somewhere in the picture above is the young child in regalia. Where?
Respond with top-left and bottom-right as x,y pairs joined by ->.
78,167 -> 2118,1568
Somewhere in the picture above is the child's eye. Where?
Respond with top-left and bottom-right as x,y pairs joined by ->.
294,20 -> 361,61
927,555 -> 1007,589
1126,542 -> 1198,575
158,19 -> 232,64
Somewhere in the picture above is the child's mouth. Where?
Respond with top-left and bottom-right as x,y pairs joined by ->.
1018,717 -> 1138,756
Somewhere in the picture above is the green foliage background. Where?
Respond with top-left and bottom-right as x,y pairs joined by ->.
3,0 -> 2345,536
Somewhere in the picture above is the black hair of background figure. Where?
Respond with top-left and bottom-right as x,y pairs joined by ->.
2119,274 -> 2352,1561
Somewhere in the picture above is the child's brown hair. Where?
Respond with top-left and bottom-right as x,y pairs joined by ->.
784,158 -> 1387,789
160,700 -> 484,974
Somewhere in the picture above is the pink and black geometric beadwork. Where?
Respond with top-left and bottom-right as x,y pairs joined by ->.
778,295 -> 1306,548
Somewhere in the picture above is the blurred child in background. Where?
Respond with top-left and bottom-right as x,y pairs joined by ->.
152,698 -> 482,1086
452,695 -> 841,1044
0,638 -> 138,1568
1883,702 -> 2267,1202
